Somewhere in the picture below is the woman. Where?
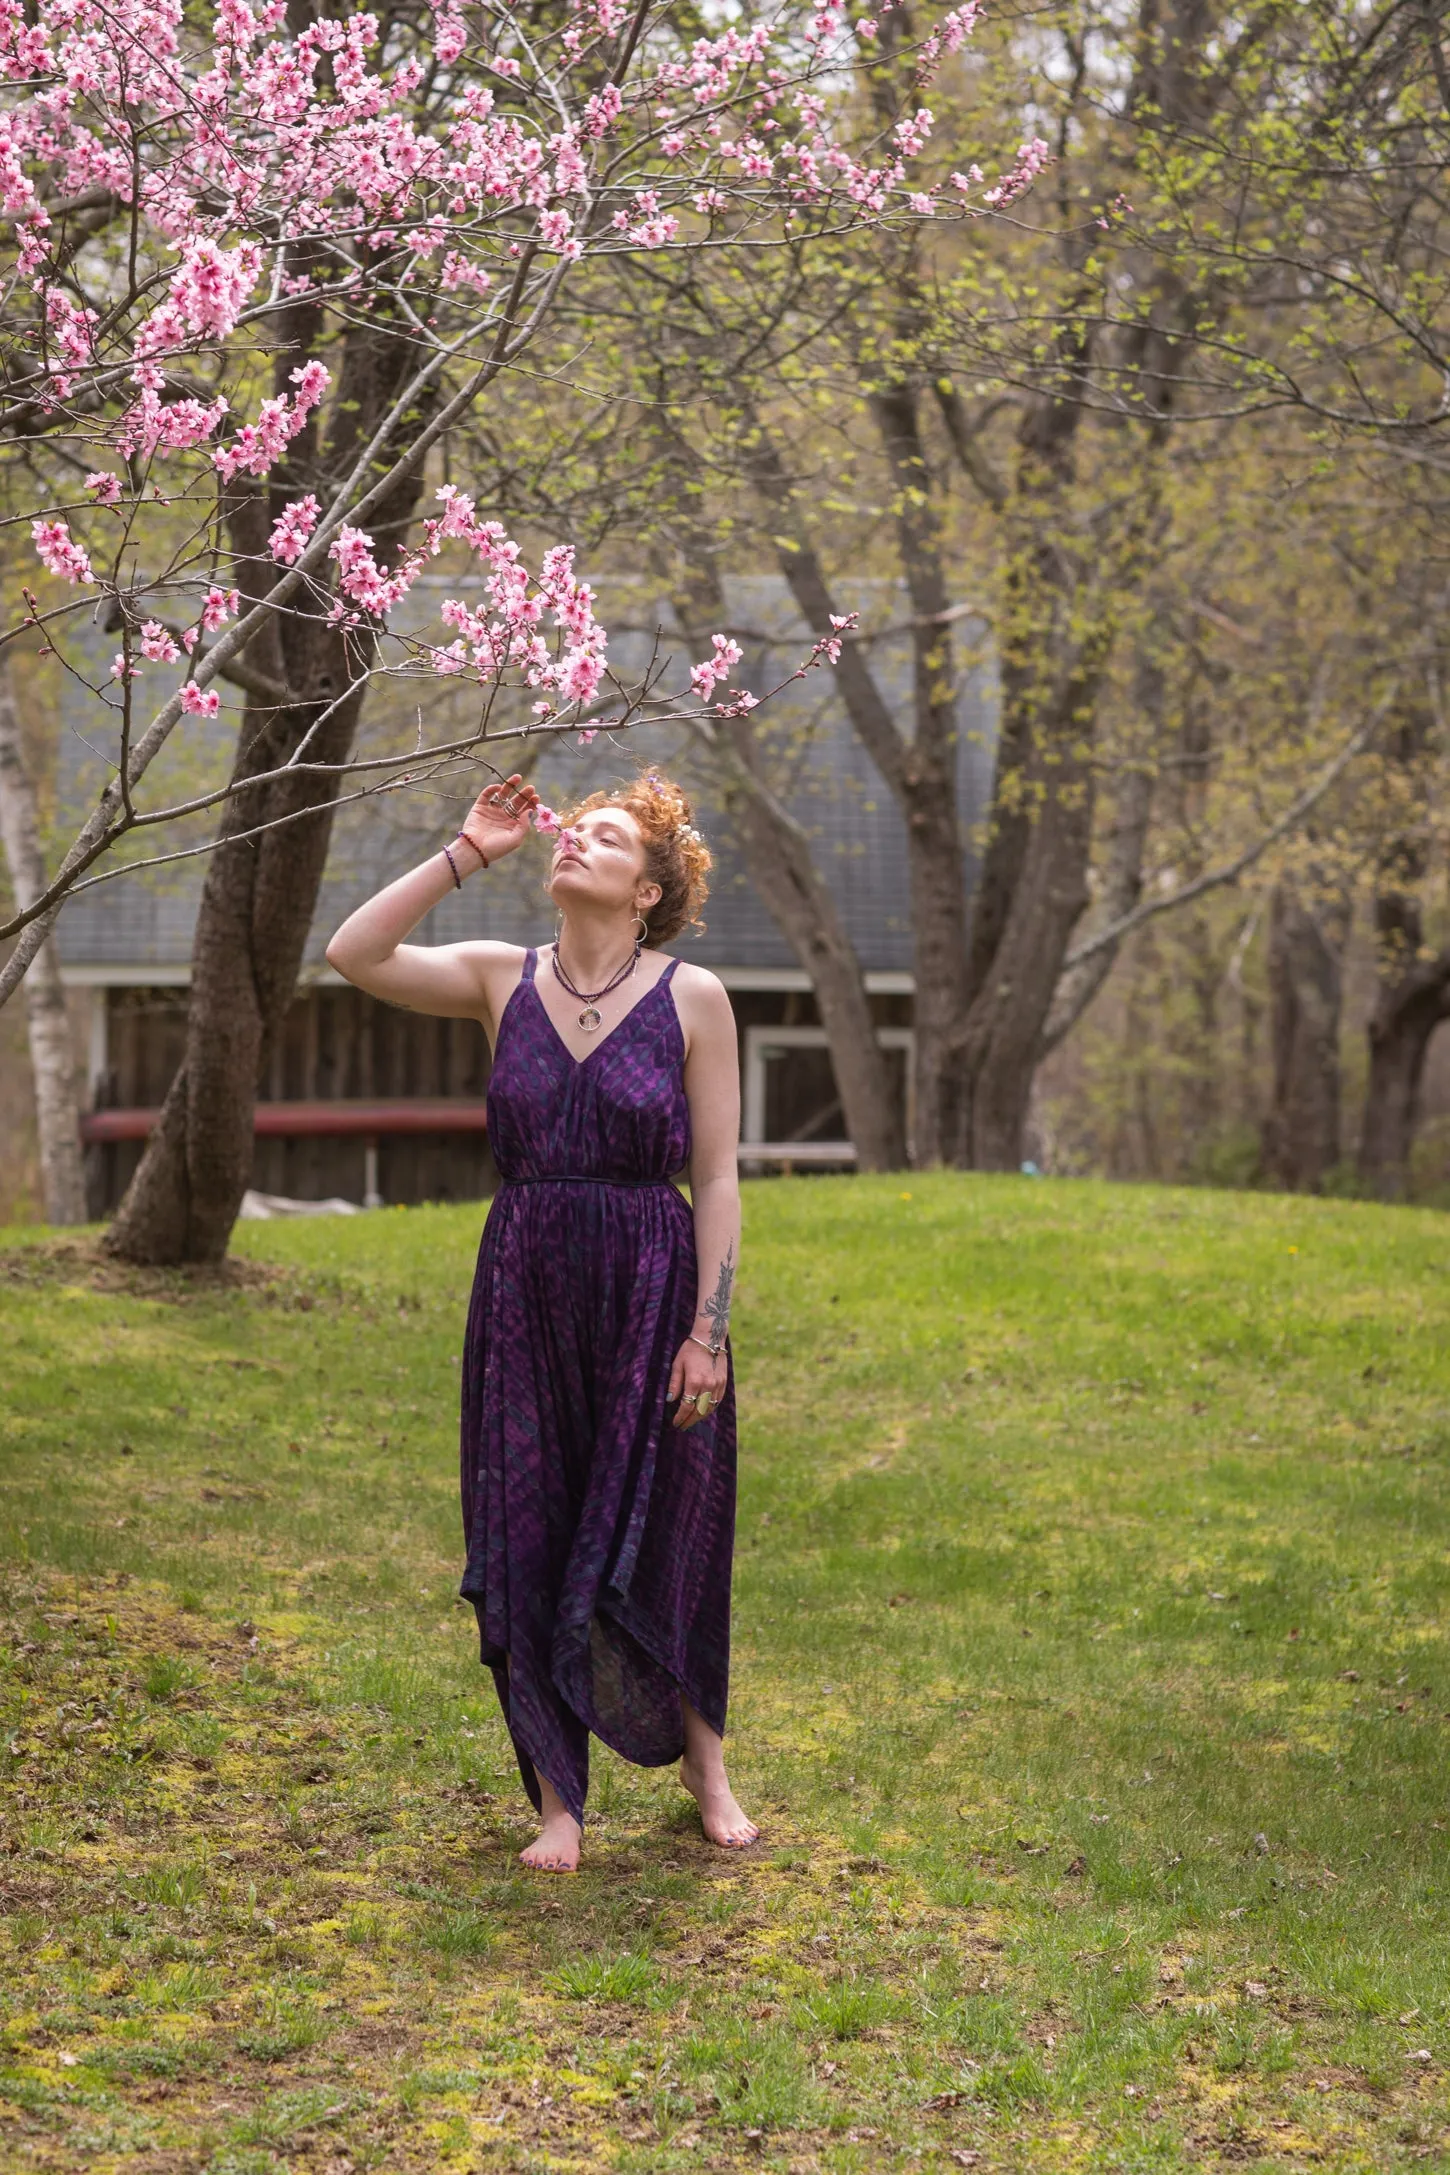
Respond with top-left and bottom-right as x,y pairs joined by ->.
325,767 -> 756,1873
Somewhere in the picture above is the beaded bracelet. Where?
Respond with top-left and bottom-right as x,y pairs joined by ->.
442,833 -> 488,889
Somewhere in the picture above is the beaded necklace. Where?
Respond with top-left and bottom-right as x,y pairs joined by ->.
550,938 -> 642,1032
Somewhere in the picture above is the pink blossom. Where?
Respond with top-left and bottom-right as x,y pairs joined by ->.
433,6 -> 466,61
439,252 -> 492,294
532,803 -> 562,834
983,136 -> 1051,209
813,619 -> 856,665
856,14 -> 877,35
118,389 -> 230,461
140,621 -> 181,662
180,680 -> 220,716
939,0 -> 982,49
629,214 -> 679,248
45,289 -> 96,368
214,365 -> 329,484
268,494 -> 320,564
85,472 -> 121,504
165,238 -> 263,341
559,648 -> 604,704
31,519 -> 91,584
690,631 -> 743,700
583,83 -> 622,136
330,524 -> 424,615
200,585 -> 239,632
894,107 -> 934,156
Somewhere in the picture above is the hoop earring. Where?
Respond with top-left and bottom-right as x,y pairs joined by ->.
555,911 -> 565,942
634,914 -> 649,943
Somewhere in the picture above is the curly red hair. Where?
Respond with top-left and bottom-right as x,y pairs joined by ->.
564,770 -> 711,946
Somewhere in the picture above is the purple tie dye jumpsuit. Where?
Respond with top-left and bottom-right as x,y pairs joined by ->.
458,946 -> 736,1824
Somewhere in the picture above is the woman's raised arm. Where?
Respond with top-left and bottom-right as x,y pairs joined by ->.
324,774 -> 538,1021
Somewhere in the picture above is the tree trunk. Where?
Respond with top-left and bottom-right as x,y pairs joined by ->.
713,734 -> 908,1171
1356,698 -> 1450,1201
1357,908 -> 1450,1201
0,659 -> 86,1224
1261,880 -> 1349,1191
949,395 -> 1118,1167
745,402 -> 971,1167
107,296 -> 435,1263
1039,759 -> 1155,1056
672,559 -> 907,1169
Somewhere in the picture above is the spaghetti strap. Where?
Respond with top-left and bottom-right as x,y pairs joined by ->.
660,955 -> 680,984
523,945 -> 539,982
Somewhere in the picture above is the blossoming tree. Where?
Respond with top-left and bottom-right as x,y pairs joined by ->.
0,0 -> 998,1258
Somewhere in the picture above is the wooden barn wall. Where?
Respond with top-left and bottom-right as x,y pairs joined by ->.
85,981 -> 912,1215
88,986 -> 495,1215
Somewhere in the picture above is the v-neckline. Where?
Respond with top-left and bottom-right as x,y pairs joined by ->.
528,952 -> 677,1070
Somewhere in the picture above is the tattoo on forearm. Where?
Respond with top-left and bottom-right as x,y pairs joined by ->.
703,1241 -> 735,1345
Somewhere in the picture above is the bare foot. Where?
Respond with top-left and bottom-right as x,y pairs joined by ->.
519,1806 -> 581,1872
680,1754 -> 760,1849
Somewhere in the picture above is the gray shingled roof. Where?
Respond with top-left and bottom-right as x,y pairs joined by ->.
51,575 -> 997,976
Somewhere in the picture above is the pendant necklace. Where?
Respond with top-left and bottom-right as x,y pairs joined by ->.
551,936 -> 642,1032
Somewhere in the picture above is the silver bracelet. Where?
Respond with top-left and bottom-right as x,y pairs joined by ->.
688,1332 -> 725,1360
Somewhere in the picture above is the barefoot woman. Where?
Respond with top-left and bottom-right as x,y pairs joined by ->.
326,768 -> 756,1872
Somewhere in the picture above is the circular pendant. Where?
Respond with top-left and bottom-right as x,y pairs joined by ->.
578,1005 -> 602,1032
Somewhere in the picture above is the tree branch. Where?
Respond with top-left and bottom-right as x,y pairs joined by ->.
1058,695 -> 1395,977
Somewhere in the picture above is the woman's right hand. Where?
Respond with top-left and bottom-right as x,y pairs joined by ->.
459,773 -> 540,866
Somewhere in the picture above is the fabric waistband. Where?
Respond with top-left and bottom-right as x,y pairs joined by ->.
498,1174 -> 680,1189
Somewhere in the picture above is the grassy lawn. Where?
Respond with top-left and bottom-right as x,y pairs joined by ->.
3,1173 -> 1450,2175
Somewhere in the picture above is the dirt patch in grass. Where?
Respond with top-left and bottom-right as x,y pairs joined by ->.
0,1237 -> 290,1304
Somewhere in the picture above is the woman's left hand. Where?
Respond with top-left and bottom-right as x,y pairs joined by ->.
668,1336 -> 728,1431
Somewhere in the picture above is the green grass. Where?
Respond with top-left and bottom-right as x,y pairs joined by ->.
3,1173 -> 1450,2171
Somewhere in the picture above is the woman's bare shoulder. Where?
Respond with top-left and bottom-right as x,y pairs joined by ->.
668,958 -> 733,1006
668,957 -> 727,989
668,959 -> 737,1046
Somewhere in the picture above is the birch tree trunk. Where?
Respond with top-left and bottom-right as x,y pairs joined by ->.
0,660 -> 86,1224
